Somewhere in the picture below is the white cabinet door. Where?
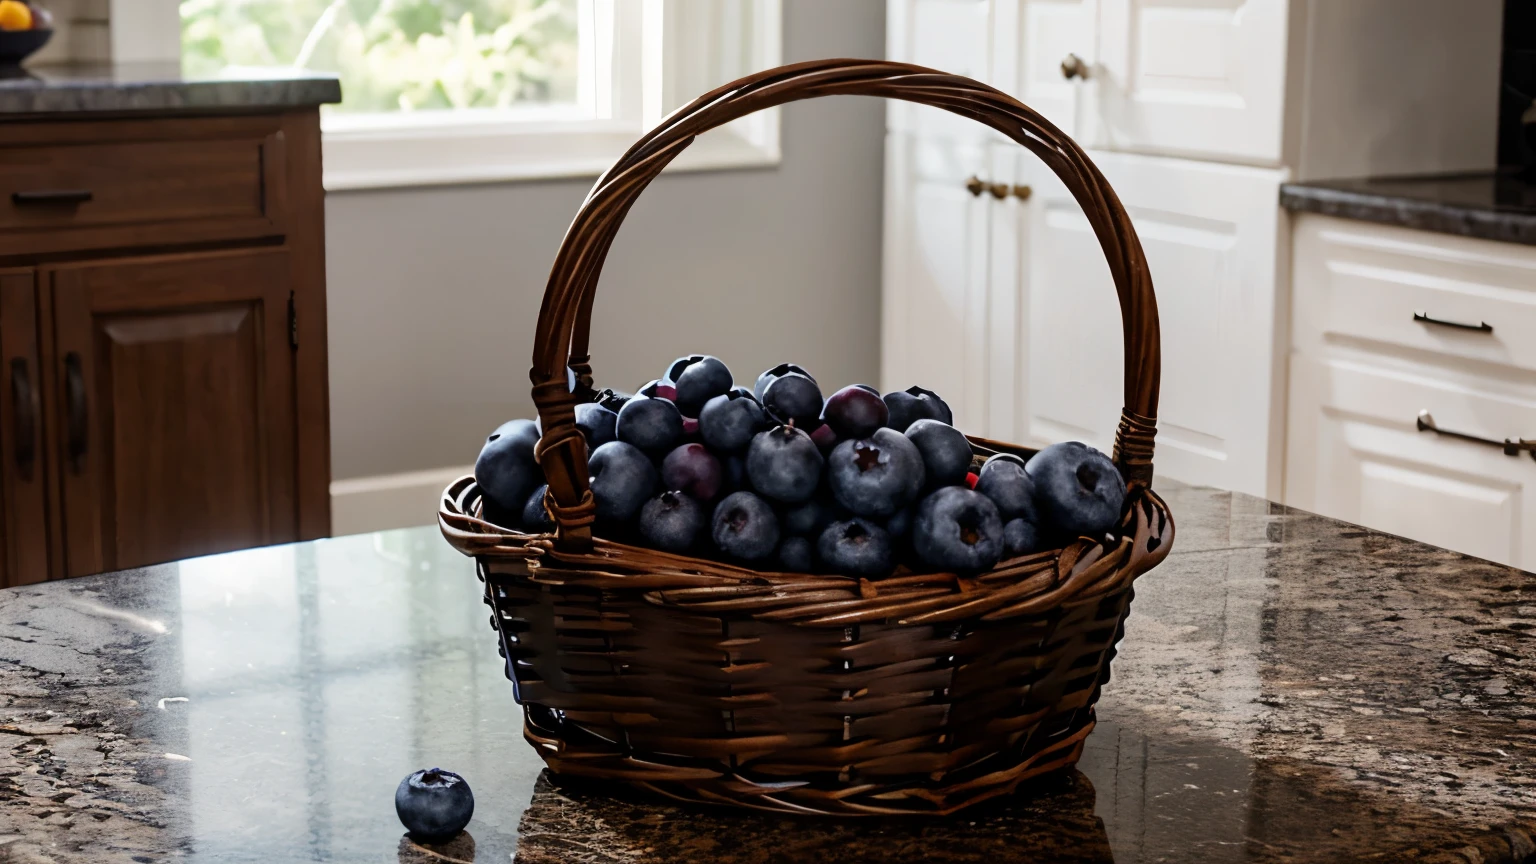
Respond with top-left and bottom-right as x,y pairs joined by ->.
991,0 -> 1098,137
1016,151 -> 1285,496
886,0 -> 996,140
881,134 -> 994,434
1086,0 -> 1288,164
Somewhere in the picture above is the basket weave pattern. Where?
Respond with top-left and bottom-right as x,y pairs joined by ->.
440,59 -> 1175,816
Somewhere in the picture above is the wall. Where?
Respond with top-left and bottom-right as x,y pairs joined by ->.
325,0 -> 887,531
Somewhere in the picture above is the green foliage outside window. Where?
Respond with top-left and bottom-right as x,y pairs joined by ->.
181,0 -> 580,114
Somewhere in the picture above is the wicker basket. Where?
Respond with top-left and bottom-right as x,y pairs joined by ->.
440,59 -> 1175,817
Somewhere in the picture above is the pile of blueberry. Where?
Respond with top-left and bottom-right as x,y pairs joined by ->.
474,356 -> 1127,578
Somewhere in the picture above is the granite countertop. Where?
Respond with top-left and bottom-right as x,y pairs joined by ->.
0,483 -> 1532,862
1280,171 -> 1536,246
0,62 -> 341,114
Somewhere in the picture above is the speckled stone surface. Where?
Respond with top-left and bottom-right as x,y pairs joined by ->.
0,62 -> 340,114
1280,172 -> 1536,246
0,483 -> 1531,862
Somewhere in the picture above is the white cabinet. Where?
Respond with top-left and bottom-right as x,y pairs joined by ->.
990,0 -> 1096,136
886,0 -> 995,140
1015,152 -> 1286,495
1285,215 -> 1536,571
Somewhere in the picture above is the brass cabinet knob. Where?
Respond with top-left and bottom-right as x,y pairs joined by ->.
1061,53 -> 1090,80
965,175 -> 985,196
1011,184 -> 1033,201
987,182 -> 1010,200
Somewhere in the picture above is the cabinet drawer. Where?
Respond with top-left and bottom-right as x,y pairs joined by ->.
1293,217 -> 1536,375
0,116 -> 287,257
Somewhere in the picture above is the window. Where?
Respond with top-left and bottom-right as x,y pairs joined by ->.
179,0 -> 782,190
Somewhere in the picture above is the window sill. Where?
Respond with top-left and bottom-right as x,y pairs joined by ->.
322,120 -> 781,192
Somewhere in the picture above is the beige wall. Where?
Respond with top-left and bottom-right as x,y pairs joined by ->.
325,0 -> 887,481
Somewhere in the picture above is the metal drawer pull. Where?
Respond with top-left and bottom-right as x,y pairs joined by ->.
1413,311 -> 1492,334
11,189 -> 93,206
965,176 -> 985,196
1416,410 -> 1535,461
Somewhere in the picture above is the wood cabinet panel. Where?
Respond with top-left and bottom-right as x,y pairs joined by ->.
49,249 -> 298,576
0,270 -> 48,586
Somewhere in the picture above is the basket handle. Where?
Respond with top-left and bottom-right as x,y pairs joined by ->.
529,59 -> 1161,551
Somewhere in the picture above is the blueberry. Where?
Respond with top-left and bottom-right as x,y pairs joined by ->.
974,453 -> 1040,522
637,378 -> 677,402
762,373 -> 824,428
616,396 -> 684,455
730,386 -> 759,402
673,356 -> 733,418
827,428 -> 925,518
395,768 -> 473,843
822,385 -> 889,440
589,441 -> 658,522
521,484 -> 554,533
778,536 -> 814,572
783,496 -> 835,537
474,419 -> 542,511
698,390 -> 766,453
639,491 -> 707,552
913,487 -> 1004,574
574,402 -> 618,450
817,518 -> 894,578
809,422 -> 840,454
883,386 -> 954,432
711,491 -> 780,561
885,503 -> 915,539
854,384 -> 880,395
663,355 -> 706,385
721,454 -> 747,493
745,425 -> 824,504
1003,517 -> 1046,557
754,362 -> 816,401
904,419 -> 972,488
1026,442 -> 1126,538
661,443 -> 723,501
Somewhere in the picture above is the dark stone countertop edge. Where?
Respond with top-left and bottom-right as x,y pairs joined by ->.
0,76 -> 343,115
1280,182 -> 1536,247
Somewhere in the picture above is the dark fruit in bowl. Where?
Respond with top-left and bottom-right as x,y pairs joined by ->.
574,402 -> 618,450
904,419 -> 972,488
762,373 -> 824,428
474,419 -> 541,511
395,768 -> 473,843
746,425 -> 824,504
521,484 -> 554,533
883,386 -> 953,432
616,396 -> 684,455
827,428 -> 925,518
754,363 -> 816,401
822,384 -> 889,439
783,496 -> 835,537
711,491 -> 780,561
778,535 -> 814,572
673,355 -> 733,417
1003,517 -> 1044,557
817,518 -> 894,578
913,487 -> 1004,574
661,443 -> 723,501
699,390 -> 766,453
974,453 -> 1040,521
640,491 -> 707,552
1026,442 -> 1126,538
589,441 -> 658,522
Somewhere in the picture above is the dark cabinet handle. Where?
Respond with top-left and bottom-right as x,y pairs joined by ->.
1417,410 -> 1534,461
1413,311 -> 1492,334
12,189 -> 93,206
65,352 -> 87,469
10,358 -> 33,471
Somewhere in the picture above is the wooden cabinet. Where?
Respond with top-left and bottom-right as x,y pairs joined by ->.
0,111 -> 330,585
1285,215 -> 1536,571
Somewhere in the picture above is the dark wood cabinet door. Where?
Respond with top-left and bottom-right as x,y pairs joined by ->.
0,270 -> 50,586
48,249 -> 298,577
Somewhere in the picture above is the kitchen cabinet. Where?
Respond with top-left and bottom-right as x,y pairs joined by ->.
0,111 -> 331,585
1285,214 -> 1536,571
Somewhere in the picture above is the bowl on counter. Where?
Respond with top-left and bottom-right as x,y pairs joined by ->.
0,1 -> 51,68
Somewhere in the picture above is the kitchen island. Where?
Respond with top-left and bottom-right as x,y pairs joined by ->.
0,482 -> 1530,862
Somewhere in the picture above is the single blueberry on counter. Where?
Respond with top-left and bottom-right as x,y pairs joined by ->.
1026,442 -> 1126,538
474,419 -> 541,512
711,491 -> 780,561
395,768 -> 473,843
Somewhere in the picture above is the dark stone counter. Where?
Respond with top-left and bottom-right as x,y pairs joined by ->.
0,482 -> 1532,862
0,63 -> 340,114
1280,172 -> 1536,246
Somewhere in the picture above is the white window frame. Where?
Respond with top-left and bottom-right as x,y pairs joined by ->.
167,0 -> 781,191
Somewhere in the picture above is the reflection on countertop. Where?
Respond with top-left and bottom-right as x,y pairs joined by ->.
1281,171 -> 1536,246
0,482 -> 1531,862
0,62 -> 340,114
